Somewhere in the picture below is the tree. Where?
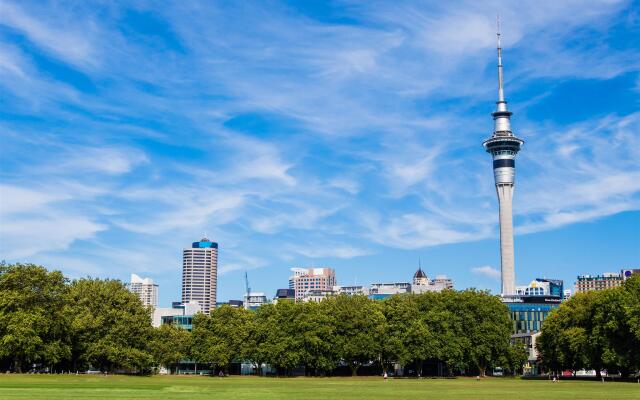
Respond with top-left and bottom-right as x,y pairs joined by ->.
0,263 -> 69,372
327,295 -> 385,376
499,342 -> 528,375
382,294 -> 438,376
458,290 -> 512,377
254,301 -> 305,375
537,286 -> 639,377
149,324 -> 191,374
623,275 -> 640,372
191,306 -> 253,373
298,301 -> 336,375
591,287 -> 636,377
65,278 -> 154,372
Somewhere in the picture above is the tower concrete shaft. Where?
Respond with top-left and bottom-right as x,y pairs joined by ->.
483,26 -> 524,296
497,184 -> 515,295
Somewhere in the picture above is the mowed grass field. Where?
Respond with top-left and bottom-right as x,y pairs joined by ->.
0,374 -> 638,400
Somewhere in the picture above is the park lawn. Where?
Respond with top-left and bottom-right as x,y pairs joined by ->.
0,375 -> 638,400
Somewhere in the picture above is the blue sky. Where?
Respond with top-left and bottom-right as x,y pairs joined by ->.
1,0 -> 639,306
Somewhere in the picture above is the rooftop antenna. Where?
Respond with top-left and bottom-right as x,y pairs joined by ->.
496,13 -> 505,103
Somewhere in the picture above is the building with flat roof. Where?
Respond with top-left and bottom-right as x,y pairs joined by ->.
575,272 -> 623,293
516,278 -> 563,298
368,282 -> 411,300
182,237 -> 218,315
333,285 -> 369,296
301,289 -> 335,303
244,292 -> 268,310
575,269 -> 639,293
289,267 -> 336,301
153,301 -> 201,328
128,273 -> 158,307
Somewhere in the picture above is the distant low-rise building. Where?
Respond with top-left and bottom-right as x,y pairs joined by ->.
575,272 -> 623,293
409,268 -> 453,294
154,301 -> 201,329
244,292 -> 268,310
301,289 -> 335,303
622,268 -> 640,280
575,269 -> 639,293
516,278 -> 563,297
369,282 -> 411,300
333,285 -> 369,296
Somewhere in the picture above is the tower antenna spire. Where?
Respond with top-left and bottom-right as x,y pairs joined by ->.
497,13 -> 505,103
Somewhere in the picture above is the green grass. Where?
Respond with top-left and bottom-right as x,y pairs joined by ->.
0,375 -> 638,400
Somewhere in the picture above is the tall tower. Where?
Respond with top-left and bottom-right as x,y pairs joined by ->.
483,26 -> 524,296
182,237 -> 218,314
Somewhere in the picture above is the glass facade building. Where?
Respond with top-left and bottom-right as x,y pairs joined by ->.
161,315 -> 194,331
504,296 -> 561,334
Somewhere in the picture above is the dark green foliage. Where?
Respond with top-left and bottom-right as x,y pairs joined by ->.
0,263 -> 69,372
191,305 -> 253,372
65,278 -> 154,372
149,323 -> 191,373
8,263 -> 637,376
537,276 -> 640,376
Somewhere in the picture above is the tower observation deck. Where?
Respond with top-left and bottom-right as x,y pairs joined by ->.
483,25 -> 524,296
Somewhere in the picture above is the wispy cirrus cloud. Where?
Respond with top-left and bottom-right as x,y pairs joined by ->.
0,0 -> 638,302
471,265 -> 501,281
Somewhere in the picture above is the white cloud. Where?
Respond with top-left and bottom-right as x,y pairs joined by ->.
0,1 -> 95,67
471,265 -> 501,281
287,244 -> 372,259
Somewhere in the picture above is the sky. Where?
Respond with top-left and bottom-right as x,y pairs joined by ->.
1,0 -> 639,306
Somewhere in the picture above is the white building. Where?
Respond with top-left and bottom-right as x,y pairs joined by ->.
333,285 -> 369,296
182,237 -> 218,315
244,292 -> 268,310
409,268 -> 453,294
128,274 -> 158,307
516,280 -> 551,297
301,289 -> 336,303
152,301 -> 201,328
369,282 -> 411,298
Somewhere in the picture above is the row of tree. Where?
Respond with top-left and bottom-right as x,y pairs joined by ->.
537,275 -> 640,377
1,263 -> 525,375
190,290 -> 526,376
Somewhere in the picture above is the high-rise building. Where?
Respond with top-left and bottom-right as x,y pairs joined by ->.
128,274 -> 158,307
182,237 -> 218,315
289,267 -> 336,301
483,28 -> 524,296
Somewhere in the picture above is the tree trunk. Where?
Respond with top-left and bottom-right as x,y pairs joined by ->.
14,357 -> 21,373
595,369 -> 601,379
350,364 -> 358,376
479,365 -> 486,378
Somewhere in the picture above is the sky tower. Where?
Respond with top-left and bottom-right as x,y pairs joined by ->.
483,25 -> 524,296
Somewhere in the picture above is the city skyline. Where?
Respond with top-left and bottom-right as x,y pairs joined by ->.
1,1 -> 639,306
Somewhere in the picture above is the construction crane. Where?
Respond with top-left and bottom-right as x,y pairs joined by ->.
244,270 -> 251,297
